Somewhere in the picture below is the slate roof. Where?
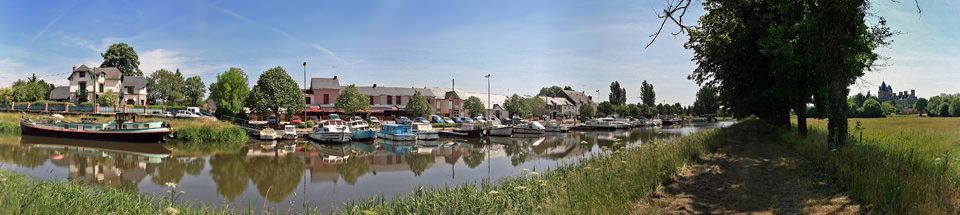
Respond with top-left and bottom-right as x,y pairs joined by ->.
96,67 -> 122,80
311,78 -> 340,89
49,86 -> 70,100
122,76 -> 148,89
353,86 -> 420,96
540,96 -> 573,106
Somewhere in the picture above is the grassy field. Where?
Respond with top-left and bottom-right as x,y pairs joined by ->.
334,120 -> 749,214
784,117 -> 960,214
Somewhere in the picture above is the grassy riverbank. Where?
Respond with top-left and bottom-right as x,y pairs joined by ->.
782,118 -> 960,214
334,120 -> 748,214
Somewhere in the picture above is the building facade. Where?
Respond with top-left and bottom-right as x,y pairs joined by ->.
64,65 -> 148,105
878,81 -> 917,110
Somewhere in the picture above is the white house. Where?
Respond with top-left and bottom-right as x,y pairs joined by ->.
65,65 -> 148,105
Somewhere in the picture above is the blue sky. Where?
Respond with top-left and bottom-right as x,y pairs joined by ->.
1,0 -> 957,105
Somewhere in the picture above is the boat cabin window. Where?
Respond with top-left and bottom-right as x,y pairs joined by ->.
133,124 -> 139,129
64,124 -> 69,129
144,124 -> 149,128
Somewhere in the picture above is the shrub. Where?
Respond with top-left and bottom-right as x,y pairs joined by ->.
305,121 -> 315,128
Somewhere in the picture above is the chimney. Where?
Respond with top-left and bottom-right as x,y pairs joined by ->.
373,84 -> 377,88
333,76 -> 337,80
72,65 -> 76,71
452,79 -> 455,91
911,89 -> 915,97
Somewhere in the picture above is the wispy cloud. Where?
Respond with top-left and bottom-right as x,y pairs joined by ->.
212,4 -> 343,64
29,13 -> 66,45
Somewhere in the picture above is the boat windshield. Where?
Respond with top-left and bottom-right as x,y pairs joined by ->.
328,114 -> 341,120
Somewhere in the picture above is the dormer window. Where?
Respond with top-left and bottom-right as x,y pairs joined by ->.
79,72 -> 85,78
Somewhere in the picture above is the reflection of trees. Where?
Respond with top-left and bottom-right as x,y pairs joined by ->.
0,146 -> 47,168
503,140 -> 531,166
209,154 -> 249,201
244,155 -> 304,203
462,150 -> 485,168
148,158 -> 187,185
184,158 -> 205,176
405,154 -> 433,176
335,157 -> 370,185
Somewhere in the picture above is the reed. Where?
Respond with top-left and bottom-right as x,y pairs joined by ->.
335,120 -> 751,214
0,121 -> 19,136
784,118 -> 960,214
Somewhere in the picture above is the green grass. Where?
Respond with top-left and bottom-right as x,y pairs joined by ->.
0,121 -> 19,136
783,118 -> 960,214
334,119 -> 750,215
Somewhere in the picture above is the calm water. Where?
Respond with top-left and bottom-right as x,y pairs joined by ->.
0,121 -> 732,213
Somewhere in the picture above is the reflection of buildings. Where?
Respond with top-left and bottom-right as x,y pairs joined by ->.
20,137 -> 171,190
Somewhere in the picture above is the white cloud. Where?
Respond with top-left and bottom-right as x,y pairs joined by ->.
139,49 -> 189,74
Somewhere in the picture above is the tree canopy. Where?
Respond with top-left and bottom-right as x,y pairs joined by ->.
693,85 -> 719,116
100,43 -> 142,76
640,80 -> 655,107
11,74 -> 55,102
208,68 -> 250,119
578,104 -> 595,118
538,86 -> 564,97
504,94 -> 530,118
608,81 -> 626,106
245,66 -> 305,119
463,96 -> 485,116
184,76 -> 206,107
335,84 -> 370,115
96,89 -> 117,106
405,91 -> 431,117
147,69 -> 185,105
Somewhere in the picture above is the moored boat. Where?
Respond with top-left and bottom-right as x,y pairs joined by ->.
259,128 -> 278,140
377,124 -> 416,141
309,114 -> 352,144
19,113 -> 171,143
348,118 -> 377,141
543,123 -> 569,132
513,121 -> 545,134
412,123 -> 439,140
281,125 -> 298,140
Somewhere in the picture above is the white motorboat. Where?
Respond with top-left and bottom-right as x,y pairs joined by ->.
412,123 -> 439,140
544,123 -> 568,132
309,114 -> 352,144
513,121 -> 545,134
586,117 -> 632,129
259,128 -> 278,140
282,125 -> 298,140
487,120 -> 513,136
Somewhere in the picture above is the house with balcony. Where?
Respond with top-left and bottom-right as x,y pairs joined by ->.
65,65 -> 149,105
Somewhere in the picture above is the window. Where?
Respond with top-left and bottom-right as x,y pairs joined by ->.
305,97 -> 312,104
79,72 -> 85,78
396,96 -> 401,105
99,84 -> 104,93
387,96 -> 393,104
369,96 -> 374,105
323,94 -> 329,104
144,124 -> 149,128
127,87 -> 134,94
449,100 -> 454,109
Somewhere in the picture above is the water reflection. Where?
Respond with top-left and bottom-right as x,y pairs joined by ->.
0,121 -> 733,213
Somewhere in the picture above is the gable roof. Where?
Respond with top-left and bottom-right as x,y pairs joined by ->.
96,67 -> 122,80
462,92 -> 508,109
560,90 -> 595,106
49,86 -> 70,100
122,76 -> 148,89
311,77 -> 340,89
540,96 -> 573,106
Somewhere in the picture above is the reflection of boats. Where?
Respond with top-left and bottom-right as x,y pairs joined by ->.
544,123 -> 569,132
351,142 -> 379,152
259,128 -> 278,140
310,114 -> 352,144
377,138 -> 417,156
377,124 -> 416,141
20,113 -> 172,143
513,122 -> 545,134
281,125 -> 298,140
20,135 -> 171,161
412,123 -> 439,140
419,140 -> 440,146
349,119 -> 377,141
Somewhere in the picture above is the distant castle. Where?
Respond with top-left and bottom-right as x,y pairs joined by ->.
878,81 -> 917,110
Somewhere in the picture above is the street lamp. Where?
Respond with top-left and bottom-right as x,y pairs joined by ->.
303,62 -> 307,121
485,74 -> 490,118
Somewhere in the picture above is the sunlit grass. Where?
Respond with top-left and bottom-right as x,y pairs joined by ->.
786,117 -> 960,214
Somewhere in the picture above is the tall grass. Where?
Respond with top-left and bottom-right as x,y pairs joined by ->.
0,121 -> 19,136
335,120 -> 749,214
784,118 -> 960,214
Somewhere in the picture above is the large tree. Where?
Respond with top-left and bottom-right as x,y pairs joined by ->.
504,94 -> 530,118
335,84 -> 371,115
405,91 -> 431,117
597,101 -> 616,116
640,80 -> 655,107
184,76 -> 206,107
245,66 -> 305,119
0,87 -> 13,104
538,86 -> 565,97
147,69 -> 185,105
463,96 -> 486,116
914,98 -> 928,114
608,81 -> 627,106
100,43 -> 142,76
578,104 -> 595,118
208,68 -> 250,119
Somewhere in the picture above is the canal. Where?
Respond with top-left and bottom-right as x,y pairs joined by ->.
0,121 -> 732,213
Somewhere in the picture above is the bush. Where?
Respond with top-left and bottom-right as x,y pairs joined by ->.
296,122 -> 308,128
171,125 -> 248,144
861,98 -> 884,118
305,121 -> 315,128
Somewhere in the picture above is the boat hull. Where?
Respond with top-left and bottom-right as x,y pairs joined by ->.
513,128 -> 544,134
309,132 -> 352,144
487,127 -> 513,136
416,131 -> 439,140
20,122 -> 170,143
352,130 -> 377,141
377,132 -> 417,141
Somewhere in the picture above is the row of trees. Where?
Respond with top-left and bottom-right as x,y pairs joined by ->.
0,74 -> 57,104
926,93 -> 960,117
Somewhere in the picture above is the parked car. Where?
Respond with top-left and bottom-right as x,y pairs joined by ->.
414,117 -> 430,124
462,117 -> 475,123
267,116 -> 278,124
396,116 -> 412,124
199,111 -> 214,117
368,116 -> 381,123
350,116 -> 363,121
175,110 -> 200,118
309,116 -> 320,124
451,117 -> 463,123
442,117 -> 455,124
474,117 -> 486,123
291,116 -> 302,123
430,115 -> 444,123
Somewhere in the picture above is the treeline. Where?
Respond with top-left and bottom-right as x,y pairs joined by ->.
926,93 -> 960,117
0,74 -> 56,104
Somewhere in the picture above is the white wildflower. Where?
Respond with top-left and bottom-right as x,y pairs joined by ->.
164,207 -> 179,215
488,190 -> 499,194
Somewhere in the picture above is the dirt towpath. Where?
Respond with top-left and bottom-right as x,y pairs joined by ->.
634,127 -> 865,214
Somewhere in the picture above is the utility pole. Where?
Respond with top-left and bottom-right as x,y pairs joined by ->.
303,62 -> 307,121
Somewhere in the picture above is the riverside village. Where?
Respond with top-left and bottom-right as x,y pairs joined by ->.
1,1 -> 959,214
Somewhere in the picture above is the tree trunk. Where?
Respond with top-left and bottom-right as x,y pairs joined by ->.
795,101 -> 807,137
